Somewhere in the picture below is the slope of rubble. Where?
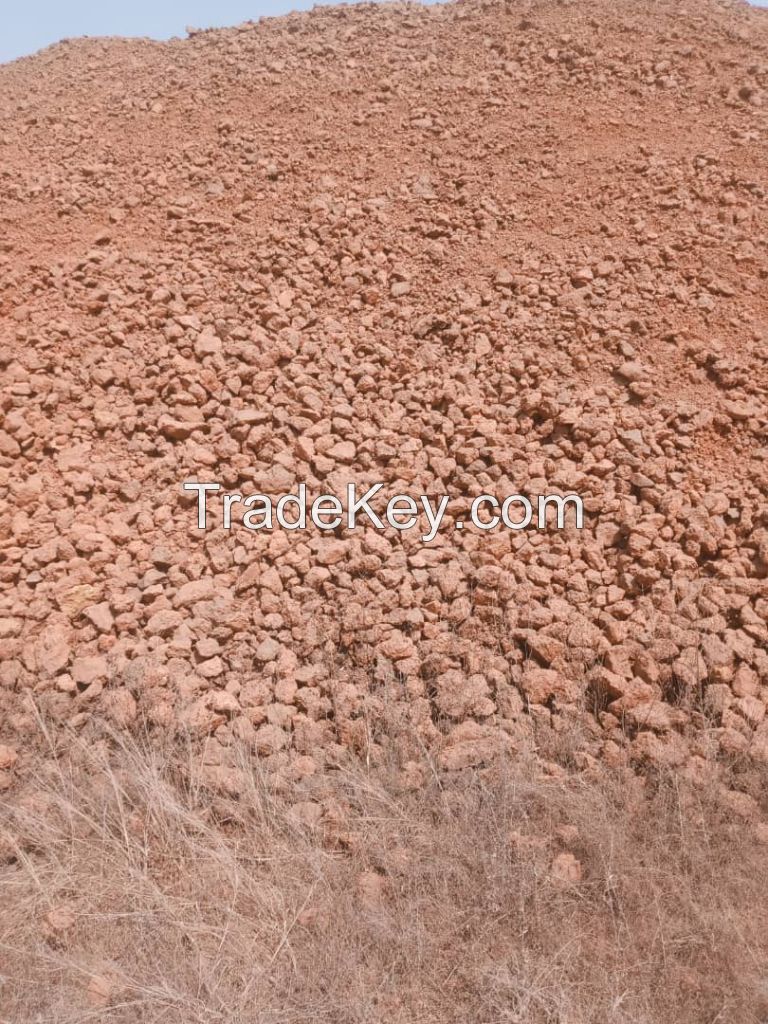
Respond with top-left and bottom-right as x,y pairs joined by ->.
1,0 -> 767,795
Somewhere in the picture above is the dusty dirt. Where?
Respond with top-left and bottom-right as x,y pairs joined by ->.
1,0 -> 768,797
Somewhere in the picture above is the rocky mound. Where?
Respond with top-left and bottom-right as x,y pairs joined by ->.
1,0 -> 767,792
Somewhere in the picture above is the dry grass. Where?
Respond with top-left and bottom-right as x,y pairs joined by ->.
1,731 -> 767,1024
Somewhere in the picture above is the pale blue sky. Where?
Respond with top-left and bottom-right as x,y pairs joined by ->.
0,0 -> 353,63
1,0 -> 767,64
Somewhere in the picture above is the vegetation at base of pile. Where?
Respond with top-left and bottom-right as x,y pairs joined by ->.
1,729 -> 767,1024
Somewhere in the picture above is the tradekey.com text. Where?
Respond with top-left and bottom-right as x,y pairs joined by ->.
184,482 -> 584,544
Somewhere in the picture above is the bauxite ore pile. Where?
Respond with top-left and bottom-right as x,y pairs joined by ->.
1,0 -> 767,792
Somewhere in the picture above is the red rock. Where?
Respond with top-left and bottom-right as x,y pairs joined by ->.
0,0 -> 765,797
550,852 -> 583,884
520,668 -> 581,705
174,578 -> 215,608
71,656 -> 108,686
146,610 -> 183,636
0,745 -> 18,771
35,627 -> 71,676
